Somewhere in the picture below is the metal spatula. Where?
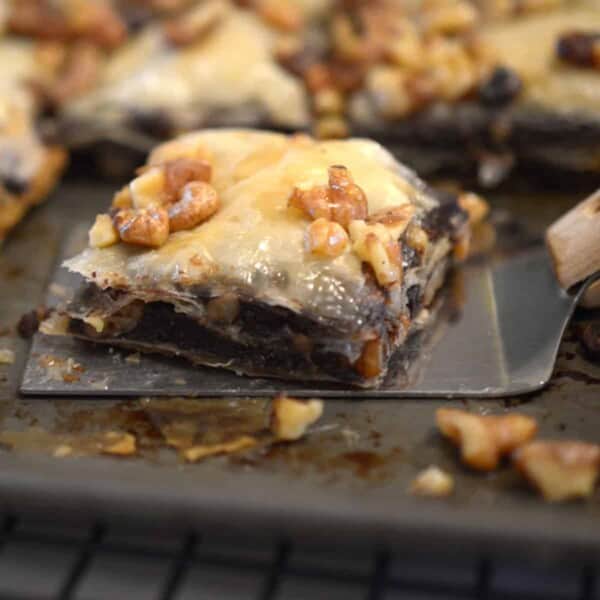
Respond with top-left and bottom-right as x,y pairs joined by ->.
20,193 -> 600,398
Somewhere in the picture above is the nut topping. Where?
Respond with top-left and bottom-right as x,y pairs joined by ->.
168,181 -> 220,232
457,192 -> 489,225
113,207 -> 170,248
349,221 -> 402,287
288,165 -> 367,228
129,167 -> 166,209
163,157 -> 212,203
514,440 -> 600,502
89,214 -> 119,248
270,395 -> 324,441
305,218 -> 349,257
436,408 -> 537,471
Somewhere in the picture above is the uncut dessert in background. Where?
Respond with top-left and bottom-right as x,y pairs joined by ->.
43,129 -> 482,387
0,0 -> 128,242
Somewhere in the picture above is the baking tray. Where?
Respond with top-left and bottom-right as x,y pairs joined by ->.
2,179 -> 600,562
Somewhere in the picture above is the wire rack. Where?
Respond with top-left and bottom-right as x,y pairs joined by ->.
0,514 -> 595,600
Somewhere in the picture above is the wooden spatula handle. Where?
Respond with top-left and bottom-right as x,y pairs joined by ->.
546,190 -> 600,307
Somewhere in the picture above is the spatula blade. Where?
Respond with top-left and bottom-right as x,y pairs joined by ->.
20,236 -> 586,398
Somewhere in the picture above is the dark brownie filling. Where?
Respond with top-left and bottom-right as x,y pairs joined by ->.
69,301 -> 368,384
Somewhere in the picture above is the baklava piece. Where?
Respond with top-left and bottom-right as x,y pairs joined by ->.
0,36 -> 67,243
49,129 -> 469,387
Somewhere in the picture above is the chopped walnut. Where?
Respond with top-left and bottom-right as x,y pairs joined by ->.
163,0 -> 227,46
405,223 -> 429,254
168,181 -> 220,232
354,338 -> 383,379
313,89 -> 345,115
255,0 -> 303,32
129,167 -> 166,209
368,205 -> 416,239
113,207 -> 170,248
514,441 -> 600,502
436,408 -> 537,471
163,157 -> 212,203
306,218 -> 349,257
184,436 -> 258,462
270,395 -> 324,441
102,432 -> 136,456
410,465 -> 454,497
349,220 -> 402,287
458,192 -> 489,226
0,349 -> 15,365
423,1 -> 479,35
314,115 -> 350,140
289,165 -> 367,228
112,186 -> 133,210
89,214 -> 119,248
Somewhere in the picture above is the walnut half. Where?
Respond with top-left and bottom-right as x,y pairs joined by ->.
270,395 -> 324,441
514,440 -> 600,502
436,408 -> 537,471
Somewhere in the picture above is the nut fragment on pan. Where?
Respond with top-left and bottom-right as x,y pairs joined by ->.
183,436 -> 258,462
54,129 -> 471,387
514,441 -> 600,502
270,395 -> 324,441
436,408 -> 537,471
410,465 -> 454,497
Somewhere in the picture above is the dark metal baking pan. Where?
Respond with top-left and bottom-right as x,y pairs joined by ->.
2,178 -> 600,563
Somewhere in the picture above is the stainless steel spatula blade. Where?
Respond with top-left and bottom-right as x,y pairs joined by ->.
20,225 -> 592,398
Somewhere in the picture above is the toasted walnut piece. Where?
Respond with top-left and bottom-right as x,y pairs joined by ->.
304,63 -> 333,93
313,89 -> 345,115
424,1 -> 479,35
328,166 -> 368,227
315,115 -> 350,140
368,205 -> 415,239
349,221 -> 402,287
163,157 -> 212,203
270,395 -> 324,441
44,41 -> 102,106
354,338 -> 383,379
164,0 -> 227,46
129,167 -> 166,209
114,207 -> 170,248
306,218 -> 349,258
289,185 -> 332,221
112,186 -> 133,210
168,181 -> 220,232
184,436 -> 258,462
410,465 -> 455,497
206,293 -> 240,324
437,408 -> 537,471
367,67 -> 414,119
89,214 -> 119,248
255,0 -> 302,31
148,137 -> 213,166
405,223 -> 429,254
514,441 -> 600,502
426,38 -> 477,102
102,432 -> 136,456
458,192 -> 489,225
386,22 -> 422,69
453,229 -> 471,262
0,349 -> 15,365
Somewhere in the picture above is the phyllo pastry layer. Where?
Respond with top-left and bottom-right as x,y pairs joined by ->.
54,129 -> 473,387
